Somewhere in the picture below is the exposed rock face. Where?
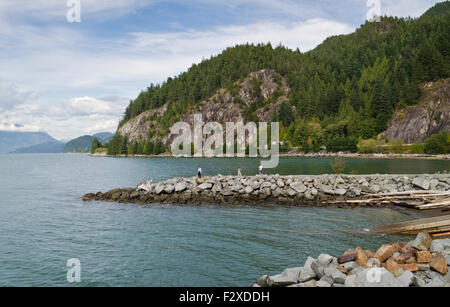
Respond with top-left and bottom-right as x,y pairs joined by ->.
384,78 -> 450,143
118,69 -> 291,145
118,103 -> 169,144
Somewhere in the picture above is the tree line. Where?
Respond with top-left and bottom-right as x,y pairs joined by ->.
109,3 -> 449,155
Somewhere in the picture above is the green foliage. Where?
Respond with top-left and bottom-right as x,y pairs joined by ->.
90,137 -> 102,154
424,131 -> 450,154
63,135 -> 95,153
357,138 -> 384,154
114,8 -> 449,154
409,142 -> 424,154
386,140 -> 406,154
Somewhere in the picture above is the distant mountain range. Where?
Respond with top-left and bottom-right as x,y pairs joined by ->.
13,141 -> 65,154
0,131 -> 58,153
1,131 -> 114,154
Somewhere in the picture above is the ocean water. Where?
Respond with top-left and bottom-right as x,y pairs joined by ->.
0,154 -> 449,286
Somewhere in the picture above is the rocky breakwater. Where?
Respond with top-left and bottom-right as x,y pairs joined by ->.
82,174 -> 450,206
253,232 -> 450,287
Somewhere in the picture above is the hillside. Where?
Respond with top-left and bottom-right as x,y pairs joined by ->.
62,135 -> 94,153
63,132 -> 114,153
13,141 -> 65,154
0,131 -> 58,154
109,2 -> 449,155
421,1 -> 450,18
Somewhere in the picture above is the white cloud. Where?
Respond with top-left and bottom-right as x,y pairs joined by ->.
381,0 -> 441,18
3,0 -> 438,139
0,0 -> 155,21
0,77 -> 40,111
0,95 -> 128,139
0,16 -> 354,139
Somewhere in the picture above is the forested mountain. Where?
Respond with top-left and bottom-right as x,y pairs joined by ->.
109,2 -> 449,155
62,135 -> 94,153
63,132 -> 114,153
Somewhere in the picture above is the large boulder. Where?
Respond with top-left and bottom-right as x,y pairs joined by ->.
429,239 -> 450,254
416,251 -> 431,264
269,267 -> 303,287
407,232 -> 432,251
288,280 -> 316,287
298,268 -> 316,283
375,244 -> 395,262
412,177 -> 430,190
255,275 -> 273,287
344,268 -> 403,287
198,183 -> 213,190
154,184 -> 165,195
290,182 -> 307,193
430,254 -> 448,275
414,270 -> 446,287
396,270 -> 415,287
175,181 -> 188,192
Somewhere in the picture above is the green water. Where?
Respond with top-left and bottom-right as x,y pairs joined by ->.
0,154 -> 448,286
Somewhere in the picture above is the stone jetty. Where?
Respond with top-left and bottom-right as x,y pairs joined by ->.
82,174 -> 450,207
252,232 -> 450,287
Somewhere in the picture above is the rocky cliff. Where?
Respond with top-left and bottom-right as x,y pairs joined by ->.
384,78 -> 449,143
118,69 -> 291,145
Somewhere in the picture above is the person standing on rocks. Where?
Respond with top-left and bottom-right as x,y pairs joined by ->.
197,166 -> 202,178
237,168 -> 242,176
258,164 -> 263,176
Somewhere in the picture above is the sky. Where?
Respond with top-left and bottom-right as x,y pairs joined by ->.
0,0 -> 443,140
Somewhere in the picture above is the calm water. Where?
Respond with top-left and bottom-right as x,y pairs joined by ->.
0,154 -> 449,287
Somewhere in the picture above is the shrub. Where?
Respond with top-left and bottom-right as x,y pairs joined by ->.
424,131 -> 450,154
386,140 -> 405,154
357,138 -> 383,154
409,142 -> 424,154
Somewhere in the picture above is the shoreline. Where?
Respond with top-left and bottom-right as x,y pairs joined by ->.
89,151 -> 450,160
83,174 -> 450,209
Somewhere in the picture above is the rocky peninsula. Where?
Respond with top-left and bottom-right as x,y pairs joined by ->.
252,232 -> 450,287
82,174 -> 450,207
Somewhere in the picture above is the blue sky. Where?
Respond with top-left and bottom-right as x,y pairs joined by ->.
0,0 -> 442,140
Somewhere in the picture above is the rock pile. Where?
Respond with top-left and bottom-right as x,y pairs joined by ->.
253,232 -> 450,287
82,174 -> 450,207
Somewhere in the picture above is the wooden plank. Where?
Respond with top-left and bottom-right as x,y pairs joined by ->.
365,191 -> 450,197
400,226 -> 450,235
370,215 -> 450,234
432,232 -> 450,238
416,201 -> 450,210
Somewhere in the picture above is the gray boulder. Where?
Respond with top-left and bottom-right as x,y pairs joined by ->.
198,183 -> 212,190
290,182 -> 307,193
175,181 -> 187,192
298,268 -> 316,283
288,280 -> 316,287
344,268 -> 403,287
155,184 -> 165,195
164,184 -> 175,194
342,261 -> 358,272
255,275 -> 273,287
396,270 -> 415,287
412,177 -> 430,190
430,239 -> 450,254
269,267 -> 303,287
